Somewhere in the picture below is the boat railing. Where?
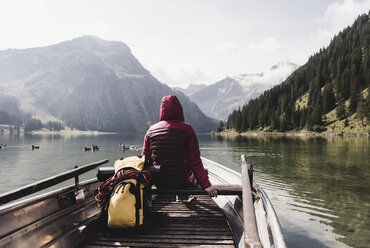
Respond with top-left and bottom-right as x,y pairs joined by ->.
0,159 -> 109,206
241,154 -> 263,248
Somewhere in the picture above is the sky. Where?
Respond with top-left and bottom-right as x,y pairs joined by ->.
0,0 -> 369,88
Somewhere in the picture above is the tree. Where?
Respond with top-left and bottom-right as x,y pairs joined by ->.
279,114 -> 288,132
336,100 -> 346,119
344,118 -> 349,127
356,96 -> 366,125
216,121 -> 225,132
323,84 -> 336,113
367,91 -> 370,121
299,108 -> 307,129
349,90 -> 360,114
45,121 -> 65,131
24,119 -> 43,132
0,110 -> 10,124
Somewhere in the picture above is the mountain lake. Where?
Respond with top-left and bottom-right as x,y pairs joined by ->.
0,132 -> 369,248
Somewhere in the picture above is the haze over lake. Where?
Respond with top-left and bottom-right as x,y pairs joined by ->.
0,133 -> 368,248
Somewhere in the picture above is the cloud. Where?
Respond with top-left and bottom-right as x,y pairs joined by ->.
149,64 -> 217,88
212,37 -> 287,78
315,0 -> 370,43
248,37 -> 283,52
215,41 -> 245,53
216,37 -> 283,54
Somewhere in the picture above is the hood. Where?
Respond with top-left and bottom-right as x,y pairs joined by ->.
159,95 -> 184,122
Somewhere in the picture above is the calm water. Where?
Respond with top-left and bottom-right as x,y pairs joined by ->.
0,133 -> 369,248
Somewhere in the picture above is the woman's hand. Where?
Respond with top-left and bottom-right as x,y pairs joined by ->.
205,185 -> 219,198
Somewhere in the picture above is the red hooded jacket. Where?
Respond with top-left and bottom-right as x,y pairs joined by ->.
142,95 -> 211,189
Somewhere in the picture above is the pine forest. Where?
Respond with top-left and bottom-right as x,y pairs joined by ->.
222,13 -> 369,135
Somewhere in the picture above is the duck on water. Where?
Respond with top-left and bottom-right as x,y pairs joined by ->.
0,155 -> 286,248
84,145 -> 100,152
31,145 -> 40,150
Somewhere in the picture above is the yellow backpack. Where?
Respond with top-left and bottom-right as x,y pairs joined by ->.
107,156 -> 151,229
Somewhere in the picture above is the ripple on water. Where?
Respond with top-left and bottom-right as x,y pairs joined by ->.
1,133 -> 368,248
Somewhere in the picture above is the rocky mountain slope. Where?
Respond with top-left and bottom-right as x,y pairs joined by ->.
0,36 -> 217,133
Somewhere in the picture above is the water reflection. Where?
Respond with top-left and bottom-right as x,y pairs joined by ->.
0,133 -> 369,247
0,133 -> 144,193
214,135 -> 369,248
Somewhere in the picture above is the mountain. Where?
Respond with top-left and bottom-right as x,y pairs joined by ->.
174,83 -> 207,96
0,36 -> 217,133
224,13 -> 369,134
189,62 -> 299,120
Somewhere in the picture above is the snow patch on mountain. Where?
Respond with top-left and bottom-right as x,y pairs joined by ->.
174,83 -> 207,96
235,62 -> 298,88
190,62 -> 299,120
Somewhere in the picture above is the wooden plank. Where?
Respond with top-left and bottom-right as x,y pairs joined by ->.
152,203 -> 221,208
154,222 -> 229,227
151,203 -> 221,208
95,230 -> 231,236
151,209 -> 221,213
159,223 -> 229,229
149,226 -> 230,232
94,231 -> 232,238
151,205 -> 220,208
94,230 -> 232,237
153,202 -> 220,206
154,195 -> 218,199
90,234 -> 233,240
151,184 -> 241,196
164,213 -> 224,218
152,210 -> 222,214
151,206 -> 221,210
159,224 -> 230,229
152,205 -> 221,210
93,224 -> 228,232
152,200 -> 219,205
163,219 -> 227,224
80,244 -> 235,248
165,218 -> 228,224
82,238 -> 234,245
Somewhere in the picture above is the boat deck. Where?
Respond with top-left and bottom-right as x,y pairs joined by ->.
78,195 -> 236,248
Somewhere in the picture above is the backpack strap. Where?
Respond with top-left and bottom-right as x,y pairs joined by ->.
135,171 -> 142,226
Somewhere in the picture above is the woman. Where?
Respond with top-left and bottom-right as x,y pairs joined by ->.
142,95 -> 218,197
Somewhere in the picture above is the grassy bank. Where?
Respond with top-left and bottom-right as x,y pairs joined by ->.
216,126 -> 369,138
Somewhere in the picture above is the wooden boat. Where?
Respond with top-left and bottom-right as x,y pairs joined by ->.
0,155 -> 286,248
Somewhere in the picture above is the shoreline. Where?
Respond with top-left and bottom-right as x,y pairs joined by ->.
32,129 -> 117,135
1,129 -> 117,136
215,129 -> 370,138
